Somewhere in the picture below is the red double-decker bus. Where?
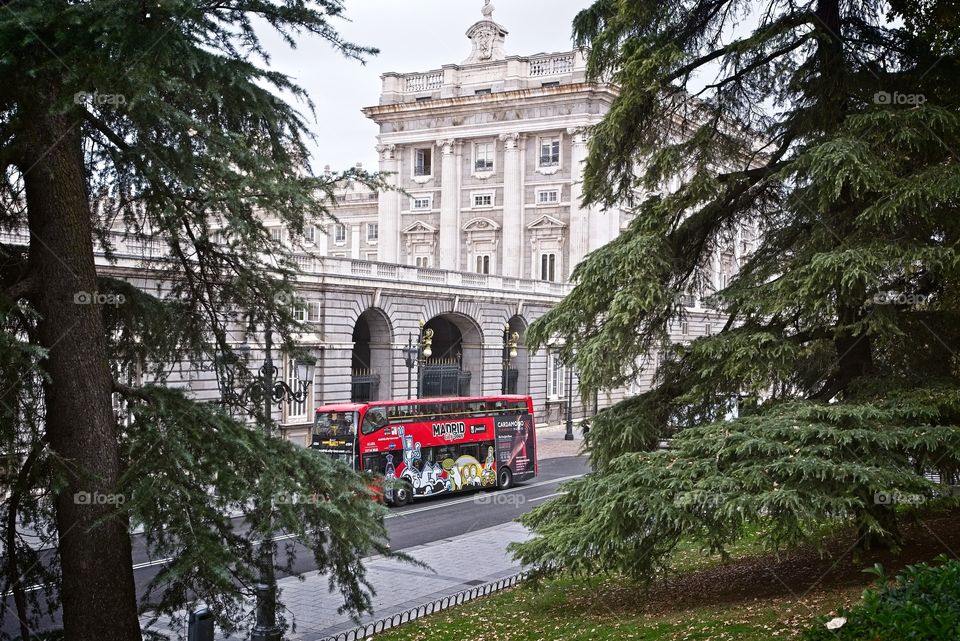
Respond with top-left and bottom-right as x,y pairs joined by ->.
310,395 -> 537,506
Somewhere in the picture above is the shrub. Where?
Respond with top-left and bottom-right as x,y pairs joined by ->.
804,555 -> 960,640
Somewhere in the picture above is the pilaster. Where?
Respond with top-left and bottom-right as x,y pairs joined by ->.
500,132 -> 523,278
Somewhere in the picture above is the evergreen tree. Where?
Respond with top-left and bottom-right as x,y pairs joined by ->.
0,2 -> 392,639
514,0 -> 960,580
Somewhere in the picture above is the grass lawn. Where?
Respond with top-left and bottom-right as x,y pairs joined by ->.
373,507 -> 960,641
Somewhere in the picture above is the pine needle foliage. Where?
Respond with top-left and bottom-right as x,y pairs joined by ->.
516,0 -> 960,579
0,1 -> 394,639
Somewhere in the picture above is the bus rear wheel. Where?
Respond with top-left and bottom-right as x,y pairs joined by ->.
497,467 -> 513,491
392,481 -> 412,507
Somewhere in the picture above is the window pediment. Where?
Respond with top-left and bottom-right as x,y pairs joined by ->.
462,217 -> 501,232
402,220 -> 437,235
526,214 -> 567,231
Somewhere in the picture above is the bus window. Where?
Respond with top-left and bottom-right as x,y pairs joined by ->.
361,407 -> 389,435
466,401 -> 484,415
494,400 -> 507,411
509,401 -> 527,411
363,453 -> 387,475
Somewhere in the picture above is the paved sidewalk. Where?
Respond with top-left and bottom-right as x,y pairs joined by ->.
142,521 -> 531,640
535,421 -> 588,460
284,521 -> 530,640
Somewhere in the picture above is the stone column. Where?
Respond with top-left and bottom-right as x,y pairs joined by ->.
500,132 -> 522,278
376,143 -> 400,263
437,138 -> 459,270
567,127 -> 590,270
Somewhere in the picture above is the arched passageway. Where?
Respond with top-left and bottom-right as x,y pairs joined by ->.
351,308 -> 393,402
421,314 -> 483,397
503,315 -> 529,394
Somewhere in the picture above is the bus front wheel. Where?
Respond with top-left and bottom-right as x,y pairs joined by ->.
497,467 -> 513,491
392,481 -> 412,507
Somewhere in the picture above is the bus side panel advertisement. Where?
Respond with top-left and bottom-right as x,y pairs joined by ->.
493,412 -> 536,482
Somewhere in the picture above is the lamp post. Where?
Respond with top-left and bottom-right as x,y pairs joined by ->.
223,322 -> 314,641
564,354 -> 575,441
501,325 -> 519,394
401,321 -> 433,399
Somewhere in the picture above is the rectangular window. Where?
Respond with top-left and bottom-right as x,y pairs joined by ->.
270,227 -> 283,243
548,351 -> 566,399
293,303 -> 307,323
473,193 -> 493,208
367,222 -> 379,242
542,81 -> 560,88
412,196 -> 432,210
286,359 -> 309,420
540,253 -> 557,282
475,255 -> 490,274
414,148 -> 432,176
303,225 -> 316,244
415,256 -> 431,268
334,224 -> 346,243
539,137 -> 560,167
475,88 -> 492,95
537,189 -> 559,204
474,142 -> 495,172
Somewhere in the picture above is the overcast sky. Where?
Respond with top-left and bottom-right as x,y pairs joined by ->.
260,0 -> 589,173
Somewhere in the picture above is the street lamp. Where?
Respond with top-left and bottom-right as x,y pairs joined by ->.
222,323 -> 314,641
564,351 -> 575,441
401,321 -> 433,399
501,325 -> 519,394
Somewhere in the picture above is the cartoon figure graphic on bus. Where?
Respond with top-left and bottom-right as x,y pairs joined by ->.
480,446 -> 497,487
384,453 -> 396,481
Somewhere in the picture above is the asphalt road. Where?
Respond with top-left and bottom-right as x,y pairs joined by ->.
2,455 -> 588,638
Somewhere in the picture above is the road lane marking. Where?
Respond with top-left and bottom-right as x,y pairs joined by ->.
386,473 -> 585,519
527,492 -> 565,502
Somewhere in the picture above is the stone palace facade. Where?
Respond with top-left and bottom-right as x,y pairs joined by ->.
4,4 -> 752,446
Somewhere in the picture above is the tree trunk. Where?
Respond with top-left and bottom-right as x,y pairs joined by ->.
19,89 -> 142,640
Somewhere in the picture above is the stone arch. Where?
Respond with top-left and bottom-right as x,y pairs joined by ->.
503,314 -> 529,394
351,307 -> 394,401
422,312 -> 483,397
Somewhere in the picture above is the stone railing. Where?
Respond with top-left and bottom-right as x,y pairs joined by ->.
312,255 -> 571,298
529,54 -> 576,77
1,230 -> 571,299
405,71 -> 443,92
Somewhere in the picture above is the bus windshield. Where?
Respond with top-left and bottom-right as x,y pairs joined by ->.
313,411 -> 357,438
311,411 -> 357,468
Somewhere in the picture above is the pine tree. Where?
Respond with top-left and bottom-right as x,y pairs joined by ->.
0,2 -> 391,639
514,0 -> 960,580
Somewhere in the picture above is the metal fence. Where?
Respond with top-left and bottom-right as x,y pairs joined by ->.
314,572 -> 527,641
